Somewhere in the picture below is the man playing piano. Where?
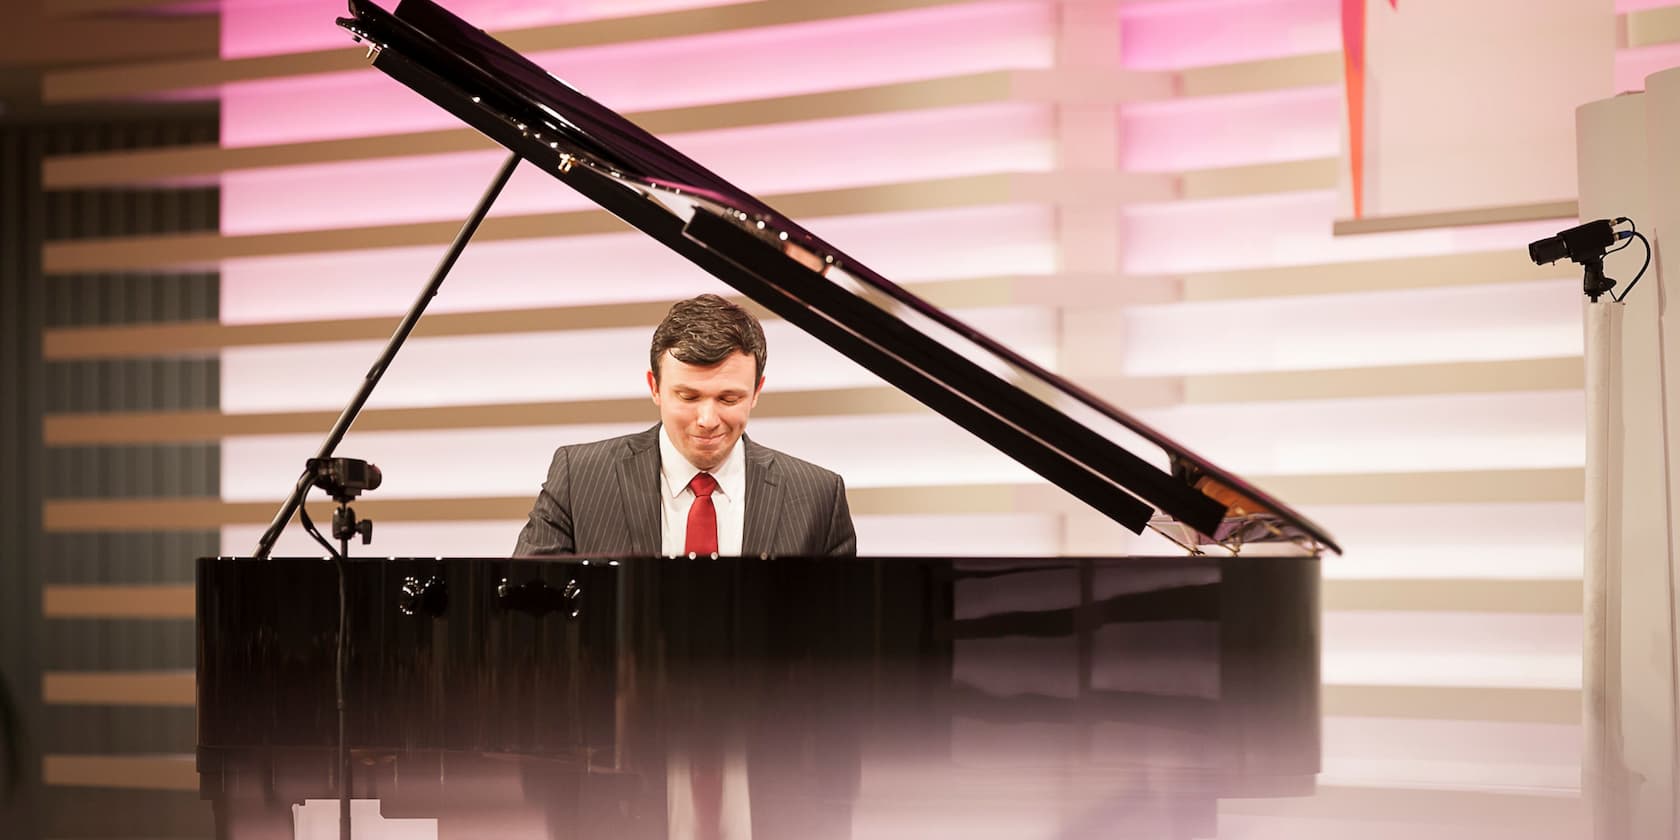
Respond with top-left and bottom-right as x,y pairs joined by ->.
514,293 -> 857,557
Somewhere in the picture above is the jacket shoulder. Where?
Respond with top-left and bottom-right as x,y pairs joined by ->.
753,441 -> 844,488
554,427 -> 656,465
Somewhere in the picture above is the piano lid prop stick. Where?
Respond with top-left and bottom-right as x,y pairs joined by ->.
251,151 -> 523,559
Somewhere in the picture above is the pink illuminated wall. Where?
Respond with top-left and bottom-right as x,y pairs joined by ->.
1119,86 -> 1340,172
220,0 -> 739,59
213,1 -> 1651,819
216,0 -> 1601,576
1118,0 -> 1340,70
220,3 -> 1055,147
220,103 -> 1055,235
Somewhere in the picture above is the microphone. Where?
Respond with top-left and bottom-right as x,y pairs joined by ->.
307,457 -> 382,503
1527,219 -> 1618,267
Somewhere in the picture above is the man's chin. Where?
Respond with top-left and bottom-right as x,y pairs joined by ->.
684,436 -> 733,469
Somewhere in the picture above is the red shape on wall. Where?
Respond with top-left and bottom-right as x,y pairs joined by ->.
1341,0 -> 1397,219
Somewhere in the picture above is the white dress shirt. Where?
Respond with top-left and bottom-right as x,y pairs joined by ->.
658,425 -> 747,557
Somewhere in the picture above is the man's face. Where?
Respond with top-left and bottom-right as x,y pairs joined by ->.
648,350 -> 763,472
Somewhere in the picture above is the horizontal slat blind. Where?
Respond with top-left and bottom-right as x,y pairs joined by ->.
35,0 -> 1680,835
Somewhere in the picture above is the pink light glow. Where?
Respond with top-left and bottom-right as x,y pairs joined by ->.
1617,0 -> 1680,11
292,800 -> 434,840
220,3 -> 1054,147
221,0 -> 740,59
1119,85 -> 1341,172
1119,0 -> 1340,71
220,104 -> 1054,235
218,205 -> 1057,324
1320,717 -> 1581,790
1120,190 -> 1573,274
850,757 -> 1233,838
1615,42 -> 1680,92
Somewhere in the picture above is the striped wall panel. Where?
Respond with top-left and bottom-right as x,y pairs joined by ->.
29,0 -> 1680,836
25,116 -> 220,840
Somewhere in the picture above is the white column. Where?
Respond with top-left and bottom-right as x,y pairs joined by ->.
1578,82 -> 1678,840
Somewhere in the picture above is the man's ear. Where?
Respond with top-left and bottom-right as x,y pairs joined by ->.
646,370 -> 660,404
750,375 -> 765,407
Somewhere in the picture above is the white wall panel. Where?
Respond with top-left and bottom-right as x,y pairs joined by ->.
220,206 -> 1058,324
1307,503 -> 1583,580
1122,191 -> 1568,275
1140,391 -> 1584,475
1323,611 -> 1581,689
1120,280 -> 1582,376
219,305 -> 1057,411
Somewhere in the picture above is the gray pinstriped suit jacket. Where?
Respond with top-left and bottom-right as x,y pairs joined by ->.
512,425 -> 856,557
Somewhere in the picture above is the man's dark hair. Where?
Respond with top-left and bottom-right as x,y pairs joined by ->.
649,294 -> 767,383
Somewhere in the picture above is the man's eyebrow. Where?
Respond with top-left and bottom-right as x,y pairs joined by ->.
671,384 -> 749,396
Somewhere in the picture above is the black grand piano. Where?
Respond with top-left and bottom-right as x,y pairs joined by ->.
198,2 -> 1340,838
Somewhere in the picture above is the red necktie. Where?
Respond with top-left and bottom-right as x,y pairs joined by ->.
685,472 -> 719,556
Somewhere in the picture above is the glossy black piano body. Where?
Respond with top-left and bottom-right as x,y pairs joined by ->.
198,553 -> 1318,839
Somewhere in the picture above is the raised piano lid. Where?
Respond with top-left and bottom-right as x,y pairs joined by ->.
335,0 -> 1341,556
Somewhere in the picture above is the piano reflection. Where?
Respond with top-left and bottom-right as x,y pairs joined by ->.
198,1 -> 1341,838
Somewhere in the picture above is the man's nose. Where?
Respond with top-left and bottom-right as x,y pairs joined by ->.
695,401 -> 716,426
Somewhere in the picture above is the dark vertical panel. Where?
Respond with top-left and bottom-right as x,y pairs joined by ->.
39,706 -> 197,756
42,787 -> 213,839
0,123 -> 48,840
44,445 -> 217,498
42,623 -> 197,671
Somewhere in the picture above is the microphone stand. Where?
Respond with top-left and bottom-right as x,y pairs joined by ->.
1582,255 -> 1617,302
329,493 -> 370,840
251,151 -> 522,559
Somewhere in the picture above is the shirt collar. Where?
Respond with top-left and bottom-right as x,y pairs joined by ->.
657,424 -> 746,501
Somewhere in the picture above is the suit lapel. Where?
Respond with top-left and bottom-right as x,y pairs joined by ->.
616,426 -> 663,555
741,437 -> 781,556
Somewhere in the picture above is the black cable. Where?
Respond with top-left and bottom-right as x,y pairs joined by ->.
1614,231 -> 1652,303
334,551 -> 349,840
298,499 -> 342,559
295,495 -> 351,840
1599,218 -> 1637,258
